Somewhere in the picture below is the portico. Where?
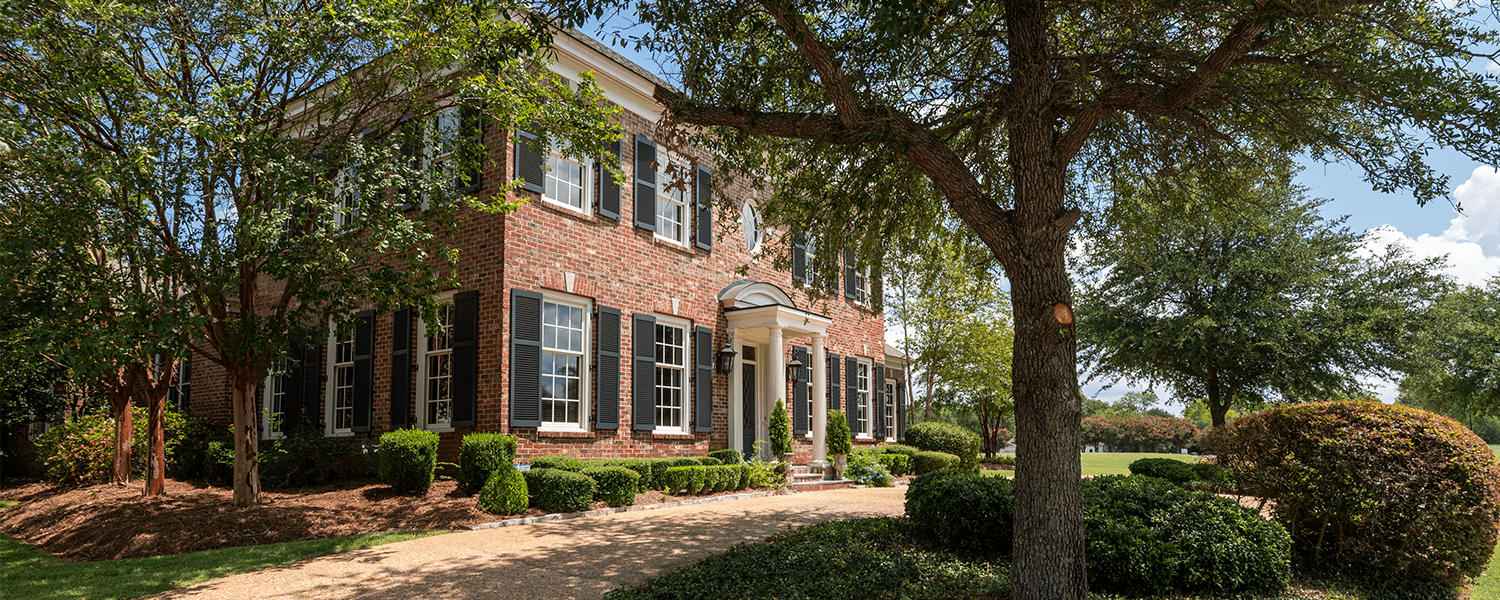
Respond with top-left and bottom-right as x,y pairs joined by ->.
718,280 -> 832,466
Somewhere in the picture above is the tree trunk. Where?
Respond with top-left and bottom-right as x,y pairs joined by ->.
108,382 -> 133,485
1207,371 -> 1229,429
145,385 -> 167,497
231,376 -> 261,506
924,369 -> 934,421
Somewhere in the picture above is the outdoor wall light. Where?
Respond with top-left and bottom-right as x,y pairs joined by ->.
786,358 -> 803,382
716,342 -> 738,373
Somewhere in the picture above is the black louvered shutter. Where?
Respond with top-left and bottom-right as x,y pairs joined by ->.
390,307 -> 412,428
514,130 -> 545,194
896,376 -> 906,440
845,356 -> 859,437
792,238 -> 807,284
844,253 -> 858,299
509,289 -> 542,428
827,352 -> 841,413
352,311 -> 374,433
595,306 -> 621,429
695,166 -> 713,251
457,107 -> 485,194
873,363 -> 885,439
283,336 -> 305,435
632,313 -> 657,430
299,342 -> 321,434
694,326 -> 713,432
792,346 -> 808,435
598,137 -> 622,220
451,291 -> 478,429
633,136 -> 657,231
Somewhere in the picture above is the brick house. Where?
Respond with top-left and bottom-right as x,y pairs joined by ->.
180,27 -> 906,467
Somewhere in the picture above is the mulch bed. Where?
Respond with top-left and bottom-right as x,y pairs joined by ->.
0,477 -> 708,562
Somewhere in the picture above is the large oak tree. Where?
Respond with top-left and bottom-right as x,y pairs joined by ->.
568,0 -> 1500,596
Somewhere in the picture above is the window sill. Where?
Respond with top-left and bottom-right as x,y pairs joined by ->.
424,426 -> 456,434
325,431 -> 354,438
647,232 -> 697,256
538,198 -> 600,223
538,429 -> 595,439
856,434 -> 874,440
652,432 -> 697,440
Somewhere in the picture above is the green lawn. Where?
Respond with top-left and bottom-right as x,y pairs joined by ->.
1490,444 -> 1499,457
981,452 -> 1197,477
0,500 -> 445,600
1471,543 -> 1500,600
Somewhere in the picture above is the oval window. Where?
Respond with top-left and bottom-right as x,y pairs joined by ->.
741,201 -> 764,253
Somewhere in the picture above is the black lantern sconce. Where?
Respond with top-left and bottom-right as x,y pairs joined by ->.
785,357 -> 803,382
716,342 -> 738,373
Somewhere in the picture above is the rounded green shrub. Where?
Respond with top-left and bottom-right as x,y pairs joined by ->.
911,450 -> 959,475
377,429 -> 440,496
457,433 -> 517,496
1083,475 -> 1292,596
529,454 -> 586,472
875,453 -> 912,476
1128,457 -> 1197,484
905,469 -> 1014,557
737,464 -> 752,490
584,466 -> 641,507
904,422 -> 980,471
707,449 -> 744,464
687,465 -> 707,493
695,456 -> 723,466
478,463 -> 529,515
522,467 -> 597,513
827,410 -> 853,455
667,457 -> 701,468
604,458 -> 654,492
1216,401 -> 1500,590
880,443 -> 919,457
644,458 -> 673,489
663,466 -> 693,494
707,466 -> 729,492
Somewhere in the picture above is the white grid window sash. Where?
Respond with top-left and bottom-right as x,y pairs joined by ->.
654,323 -> 686,428
541,301 -> 586,425
426,304 -> 456,427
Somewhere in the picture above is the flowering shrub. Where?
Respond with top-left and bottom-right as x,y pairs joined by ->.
1081,415 -> 1201,453
34,406 -> 203,484
1216,401 -> 1500,592
844,452 -> 893,487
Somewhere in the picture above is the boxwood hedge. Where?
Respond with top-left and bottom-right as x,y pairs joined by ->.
376,429 -> 439,496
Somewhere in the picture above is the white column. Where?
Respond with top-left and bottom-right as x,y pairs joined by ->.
766,325 -> 785,462
810,333 -> 828,468
728,329 -> 743,454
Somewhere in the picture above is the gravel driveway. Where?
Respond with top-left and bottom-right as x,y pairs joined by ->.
150,486 -> 907,600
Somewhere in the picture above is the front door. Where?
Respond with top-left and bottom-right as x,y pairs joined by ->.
741,346 -> 758,456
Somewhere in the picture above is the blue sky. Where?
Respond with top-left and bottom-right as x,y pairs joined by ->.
576,19 -> 1500,408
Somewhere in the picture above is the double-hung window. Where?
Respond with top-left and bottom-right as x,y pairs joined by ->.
855,360 -> 872,437
541,296 -> 590,428
168,356 -> 191,410
335,165 -> 361,229
262,361 -> 289,439
854,266 -> 871,305
884,379 -> 897,441
544,143 -> 591,214
655,159 -> 689,246
418,302 -> 456,430
327,325 -> 356,435
654,317 -> 690,431
430,107 -> 462,187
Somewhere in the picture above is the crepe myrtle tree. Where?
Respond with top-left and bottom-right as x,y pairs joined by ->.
559,0 -> 1500,596
0,0 -> 620,506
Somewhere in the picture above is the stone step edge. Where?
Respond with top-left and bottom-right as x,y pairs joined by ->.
470,489 -> 792,530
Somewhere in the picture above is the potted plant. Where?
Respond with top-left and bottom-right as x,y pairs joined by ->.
770,399 -> 794,481
826,409 -> 852,479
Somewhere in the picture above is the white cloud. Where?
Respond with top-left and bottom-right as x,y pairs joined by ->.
1366,166 -> 1500,287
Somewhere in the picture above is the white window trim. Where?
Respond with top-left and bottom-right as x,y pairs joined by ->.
324,320 -> 356,437
261,363 -> 289,441
653,153 -> 691,247
854,265 -> 872,306
541,143 -> 594,216
653,314 -> 692,434
742,199 -> 764,254
855,358 -> 874,439
538,293 -> 593,432
884,379 -> 898,443
416,292 -> 458,432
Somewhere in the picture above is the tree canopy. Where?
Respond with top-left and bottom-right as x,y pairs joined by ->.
1399,279 -> 1500,427
1077,161 -> 1447,428
568,0 -> 1500,593
0,0 -> 618,505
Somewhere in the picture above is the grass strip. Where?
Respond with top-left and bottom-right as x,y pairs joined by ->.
980,452 -> 1198,477
0,501 -> 444,600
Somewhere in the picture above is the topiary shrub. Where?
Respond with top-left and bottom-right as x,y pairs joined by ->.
905,469 -> 1014,557
880,443 -> 919,457
737,464 -> 752,490
1215,401 -> 1500,591
529,454 -> 586,472
769,398 -> 793,460
522,468 -> 597,513
377,429 -> 440,496
687,465 -> 707,493
457,433 -> 517,496
478,463 -> 529,515
827,410 -> 853,456
712,465 -> 734,492
912,451 -> 959,475
1128,457 -> 1198,484
603,458 -> 653,492
644,458 -> 673,490
1083,475 -> 1291,596
695,456 -> 723,466
668,457 -> 701,468
707,449 -> 744,464
584,466 -> 641,507
904,422 -> 980,471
